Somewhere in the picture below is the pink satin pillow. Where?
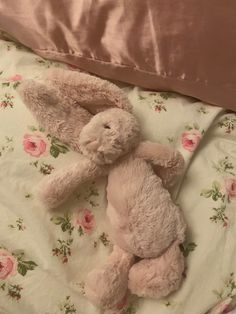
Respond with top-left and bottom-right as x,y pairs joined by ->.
0,0 -> 236,111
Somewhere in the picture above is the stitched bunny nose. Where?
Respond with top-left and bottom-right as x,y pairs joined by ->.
86,139 -> 100,151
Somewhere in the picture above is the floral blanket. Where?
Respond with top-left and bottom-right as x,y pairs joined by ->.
0,39 -> 236,314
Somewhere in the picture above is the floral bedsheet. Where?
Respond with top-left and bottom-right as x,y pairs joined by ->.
0,39 -> 236,314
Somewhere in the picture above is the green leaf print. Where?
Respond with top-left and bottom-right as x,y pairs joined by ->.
3,40 -> 30,51
30,160 -> 54,175
201,177 -> 231,227
28,125 -> 38,132
35,57 -> 55,68
167,137 -> 174,143
78,226 -> 84,236
77,282 -> 85,295
154,104 -> 167,113
0,75 -> 22,90
8,218 -> 26,231
50,137 -> 69,158
16,257 -> 38,276
0,136 -> 14,157
200,181 -> 224,202
218,115 -> 236,134
121,306 -> 136,314
0,93 -> 14,109
197,106 -> 209,114
164,300 -> 171,307
0,247 -> 37,277
185,125 -> 193,131
52,217 -> 65,225
138,95 -> 146,100
185,123 -> 201,132
17,264 -> 27,276
99,233 -> 110,247
93,233 -> 111,248
212,156 -> 235,176
13,81 -> 21,89
83,183 -> 99,207
51,214 -> 74,235
59,296 -> 77,314
26,126 -> 69,158
2,82 -> 10,87
201,189 -> 213,198
7,284 -> 23,301
50,145 -> 60,158
213,273 -> 236,300
52,238 -> 73,263
39,163 -> 54,175
160,92 -> 176,100
179,242 -> 197,257
210,204 -> 228,227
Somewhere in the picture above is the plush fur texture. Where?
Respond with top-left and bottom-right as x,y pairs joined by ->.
18,69 -> 186,312
45,68 -> 132,114
85,246 -> 135,309
37,156 -> 105,209
79,108 -> 140,165
18,80 -> 92,152
106,153 -> 186,259
128,241 -> 185,298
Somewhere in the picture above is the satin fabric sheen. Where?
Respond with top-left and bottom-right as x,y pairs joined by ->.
0,0 -> 235,111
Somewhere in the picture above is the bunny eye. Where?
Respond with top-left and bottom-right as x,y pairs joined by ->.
104,124 -> 111,129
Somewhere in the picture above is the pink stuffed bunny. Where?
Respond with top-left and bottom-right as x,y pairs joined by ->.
19,69 -> 186,312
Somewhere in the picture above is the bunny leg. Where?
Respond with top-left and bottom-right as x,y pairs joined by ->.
128,242 -> 185,299
85,245 -> 135,311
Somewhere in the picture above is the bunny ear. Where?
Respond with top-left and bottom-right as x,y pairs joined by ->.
18,80 -> 92,152
44,68 -> 132,114
18,69 -> 132,152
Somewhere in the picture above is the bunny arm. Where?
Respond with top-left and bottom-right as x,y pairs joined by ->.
135,141 -> 185,188
37,156 -> 106,209
135,141 -> 183,167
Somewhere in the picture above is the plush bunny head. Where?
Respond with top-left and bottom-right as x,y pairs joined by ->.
18,69 -> 140,163
79,108 -> 140,165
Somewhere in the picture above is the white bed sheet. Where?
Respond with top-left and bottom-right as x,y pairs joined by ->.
0,39 -> 236,314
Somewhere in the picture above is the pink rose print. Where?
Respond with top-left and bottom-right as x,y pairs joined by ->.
8,74 -> 22,82
75,209 -> 95,234
23,133 -> 49,157
225,178 -> 236,201
209,298 -> 234,314
0,249 -> 18,280
116,294 -> 128,311
182,130 -> 201,152
223,304 -> 234,313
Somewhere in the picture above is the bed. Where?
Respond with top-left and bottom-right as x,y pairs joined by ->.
0,38 -> 236,314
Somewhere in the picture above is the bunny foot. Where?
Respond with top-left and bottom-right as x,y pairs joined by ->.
85,246 -> 134,310
128,242 -> 185,299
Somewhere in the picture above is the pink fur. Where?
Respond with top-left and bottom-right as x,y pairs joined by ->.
86,246 -> 134,309
45,68 -> 132,114
18,80 -> 92,152
128,242 -> 185,298
18,69 -> 186,312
